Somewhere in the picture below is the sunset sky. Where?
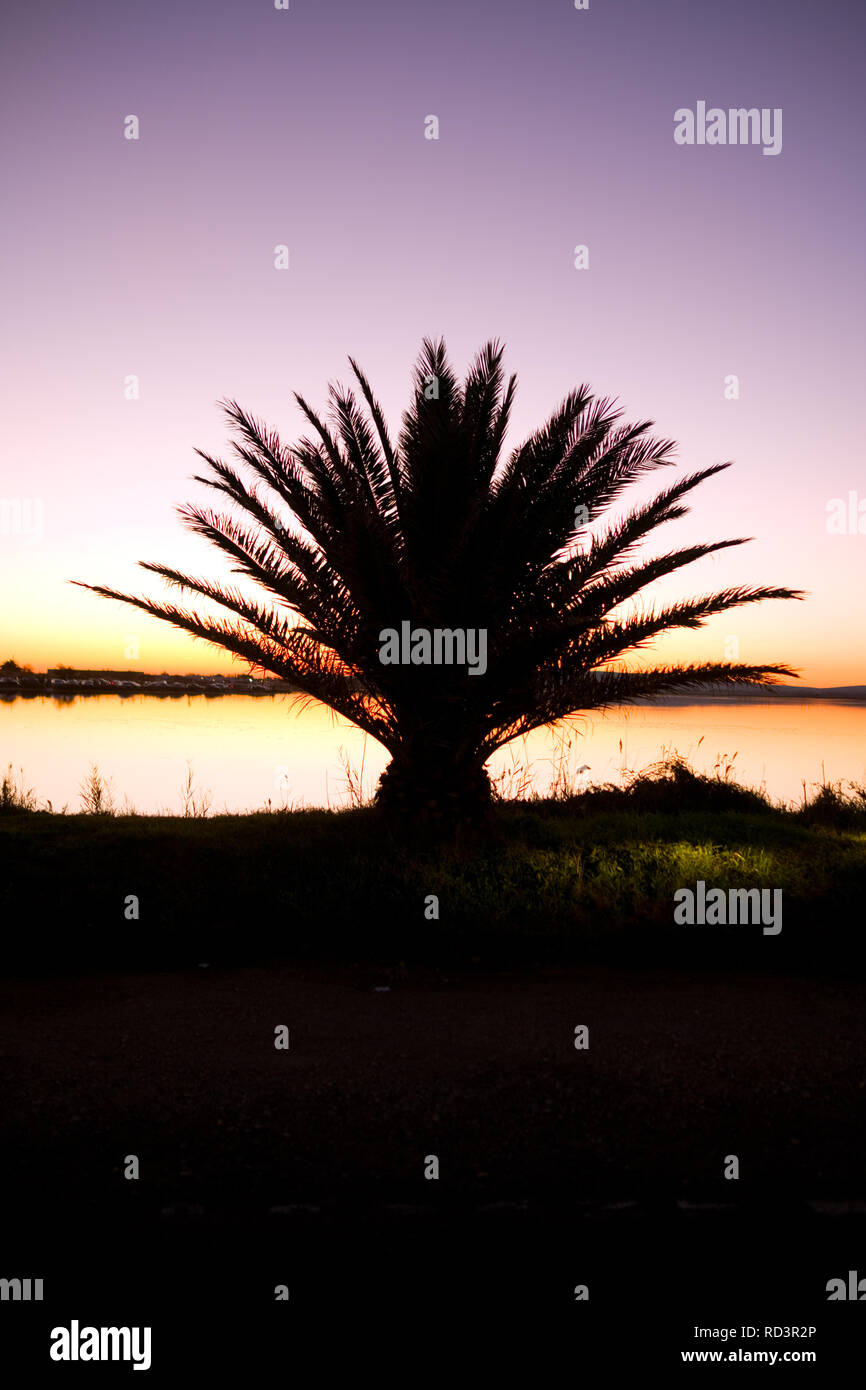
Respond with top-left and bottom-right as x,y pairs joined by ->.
1,0 -> 863,684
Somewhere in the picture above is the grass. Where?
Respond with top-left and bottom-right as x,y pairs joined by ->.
1,751 -> 864,975
1,764 -> 39,813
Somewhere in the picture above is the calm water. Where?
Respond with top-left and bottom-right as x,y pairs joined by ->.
2,694 -> 865,814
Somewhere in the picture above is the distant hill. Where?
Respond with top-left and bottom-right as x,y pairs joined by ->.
640,683 -> 866,705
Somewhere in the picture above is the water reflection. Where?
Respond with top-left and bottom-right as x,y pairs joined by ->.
2,694 -> 865,814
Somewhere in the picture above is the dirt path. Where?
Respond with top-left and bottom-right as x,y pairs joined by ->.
2,962 -> 864,1216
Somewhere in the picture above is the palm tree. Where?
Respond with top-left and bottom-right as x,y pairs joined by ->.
75,339 -> 802,827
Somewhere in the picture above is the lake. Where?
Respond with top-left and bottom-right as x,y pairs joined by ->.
2,694 -> 865,814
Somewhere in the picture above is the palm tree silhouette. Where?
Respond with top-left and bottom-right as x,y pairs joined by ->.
76,339 -> 801,827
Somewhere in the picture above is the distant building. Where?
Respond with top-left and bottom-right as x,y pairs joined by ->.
45,669 -> 156,681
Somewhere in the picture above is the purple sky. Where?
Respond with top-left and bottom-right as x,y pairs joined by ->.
2,0 -> 864,681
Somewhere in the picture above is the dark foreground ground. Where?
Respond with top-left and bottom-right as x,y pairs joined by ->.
2,783 -> 864,1370
2,960 -> 865,1372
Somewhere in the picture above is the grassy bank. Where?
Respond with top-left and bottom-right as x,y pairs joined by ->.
3,759 -> 865,974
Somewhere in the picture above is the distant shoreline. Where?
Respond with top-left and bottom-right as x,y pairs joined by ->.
0,671 -> 299,698
631,687 -> 866,707
1,674 -> 866,705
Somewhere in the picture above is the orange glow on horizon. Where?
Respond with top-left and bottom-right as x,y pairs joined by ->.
4,615 -> 860,688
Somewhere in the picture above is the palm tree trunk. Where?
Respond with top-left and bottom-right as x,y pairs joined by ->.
374,738 -> 493,832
